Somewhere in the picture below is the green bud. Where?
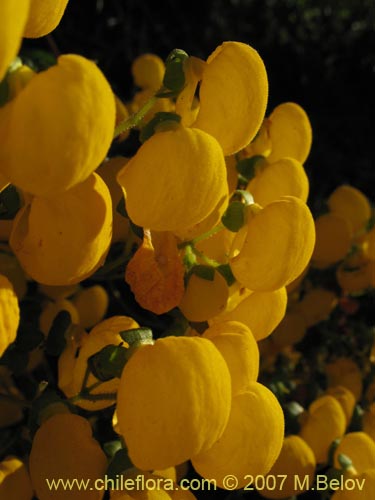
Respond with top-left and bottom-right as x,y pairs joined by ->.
88,345 -> 128,382
192,265 -> 215,281
45,310 -> 71,357
236,155 -> 265,181
0,185 -> 21,220
221,200 -> 246,232
162,49 -> 189,95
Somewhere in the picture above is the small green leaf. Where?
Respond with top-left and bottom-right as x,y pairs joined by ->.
234,189 -> 254,206
236,155 -> 265,181
162,49 -> 189,95
103,440 -> 123,459
88,345 -> 128,382
216,264 -> 236,286
338,453 -> 353,470
45,310 -> 71,357
140,112 -> 181,143
0,185 -> 21,220
106,448 -> 133,479
119,327 -> 153,346
221,201 -> 245,232
192,265 -> 215,281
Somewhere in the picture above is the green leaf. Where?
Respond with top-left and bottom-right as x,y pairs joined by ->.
192,265 -> 215,281
45,310 -> 71,357
119,327 -> 153,346
140,112 -> 181,143
88,345 -> 128,382
0,185 -> 21,220
221,201 -> 245,232
162,49 -> 189,95
236,155 -> 265,181
106,448 -> 133,479
216,264 -> 236,286
21,49 -> 56,71
103,440 -> 123,459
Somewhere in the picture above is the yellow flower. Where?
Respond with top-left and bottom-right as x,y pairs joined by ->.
72,285 -> 109,329
230,197 -> 315,291
10,173 -> 112,286
0,1 -> 30,81
325,358 -> 363,402
29,413 -> 107,500
131,53 -> 165,90
312,213 -> 352,267
0,54 -> 115,196
117,126 -> 228,232
194,41 -> 268,155
23,0 -> 69,38
363,403 -> 375,442
334,432 -> 375,474
0,274 -> 19,357
266,102 -> 312,164
0,456 -> 34,500
259,436 -> 316,498
116,336 -> 232,470
326,386 -> 356,427
191,382 -> 284,489
328,185 -> 371,234
125,230 -> 185,314
39,298 -> 79,336
247,157 -> 309,207
296,288 -> 338,327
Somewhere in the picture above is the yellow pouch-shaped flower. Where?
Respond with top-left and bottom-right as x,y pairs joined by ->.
299,395 -> 346,463
116,336 -> 232,470
312,213 -> 352,266
325,358 -> 363,402
131,53 -> 165,90
117,126 -> 228,232
0,456 -> 34,500
29,413 -> 107,500
10,173 -> 112,286
296,288 -> 338,327
72,285 -> 109,329
212,287 -> 287,341
194,41 -> 268,156
328,185 -> 371,234
331,469 -> 375,500
266,102 -> 312,164
126,230 -> 185,315
1,54 -> 115,196
0,274 -> 20,357
259,436 -> 316,499
230,197 -> 315,291
363,403 -> 375,441
192,382 -> 284,489
58,315 -> 138,411
0,1 -> 30,81
326,386 -> 356,427
247,157 -> 309,207
334,432 -> 375,474
23,0 -> 69,38
39,298 -> 79,336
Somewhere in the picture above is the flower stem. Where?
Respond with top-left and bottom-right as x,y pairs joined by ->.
113,96 -> 158,138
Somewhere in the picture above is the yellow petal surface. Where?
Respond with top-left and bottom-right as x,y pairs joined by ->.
325,386 -> 356,427
334,432 -> 375,474
72,285 -> 109,329
296,288 -> 338,327
1,55 -> 115,196
10,173 -> 112,286
0,1 -> 30,81
325,358 -> 363,402
328,185 -> 371,234
230,196 -> 315,291
0,456 -> 34,500
247,157 -> 309,207
126,230 -> 185,314
29,413 -> 107,500
0,275 -> 20,357
267,102 -> 312,164
116,336 -> 232,470
194,41 -> 268,155
312,213 -> 352,265
192,382 -> 284,489
118,126 -> 227,232
131,53 -> 165,90
23,0 -> 69,38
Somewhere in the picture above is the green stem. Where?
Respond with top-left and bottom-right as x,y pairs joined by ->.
113,96 -> 158,138
178,223 -> 225,249
191,246 -> 222,268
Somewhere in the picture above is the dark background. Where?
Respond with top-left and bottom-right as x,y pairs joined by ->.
21,0 -> 375,210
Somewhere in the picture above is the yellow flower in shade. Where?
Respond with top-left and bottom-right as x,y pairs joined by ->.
299,395 -> 346,463
0,456 -> 34,500
117,126 -> 228,232
242,120 -> 272,158
39,298 -> 79,336
0,1 -> 30,82
271,309 -> 307,348
325,386 -> 356,427
327,185 -> 371,234
58,316 -> 139,411
0,275 -> 19,357
266,102 -> 312,164
230,197 -> 315,291
296,288 -> 338,327
191,382 -> 284,489
29,413 -> 107,500
193,41 -> 268,156
126,230 -> 185,315
325,358 -> 363,402
7,64 -> 36,100
258,436 -> 316,499
10,173 -> 112,286
0,55 -> 115,196
0,250 -> 27,300
247,157 -> 309,207
116,336 -> 232,470
131,53 -> 165,90
23,0 -> 69,38
331,469 -> 375,500
179,270 -> 229,322
334,432 -> 375,474
72,285 -> 109,329
312,213 -> 352,267
211,287 -> 287,341
336,258 -> 375,293
202,321 -> 259,395
363,403 -> 375,442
